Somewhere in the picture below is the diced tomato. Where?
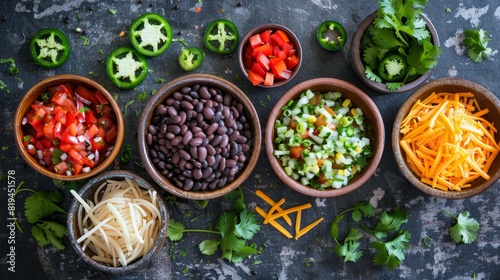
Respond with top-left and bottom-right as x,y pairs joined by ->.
22,82 -> 117,175
98,114 -> 115,130
264,72 -> 274,86
270,32 -> 286,48
249,34 -> 263,48
282,42 -> 294,57
28,108 -> 46,127
61,131 -> 79,144
43,123 -> 54,140
246,69 -> 265,86
72,163 -> 83,175
105,125 -> 117,142
84,124 -> 99,139
93,91 -> 109,105
275,30 -> 290,43
91,138 -> 108,152
54,161 -> 69,175
75,84 -> 94,101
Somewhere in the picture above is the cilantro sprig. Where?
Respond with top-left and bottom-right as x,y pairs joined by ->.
464,28 -> 492,63
443,210 -> 480,244
362,0 -> 441,90
13,182 -> 68,249
331,202 -> 411,270
167,187 -> 261,263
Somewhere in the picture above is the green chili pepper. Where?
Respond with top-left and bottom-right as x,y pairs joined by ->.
204,19 -> 239,55
178,47 -> 204,71
106,47 -> 148,89
316,21 -> 347,51
129,13 -> 173,57
378,54 -> 408,82
120,144 -> 132,163
29,28 -> 71,68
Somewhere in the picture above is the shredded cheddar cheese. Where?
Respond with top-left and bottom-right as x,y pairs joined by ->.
399,92 -> 499,191
255,190 -> 323,240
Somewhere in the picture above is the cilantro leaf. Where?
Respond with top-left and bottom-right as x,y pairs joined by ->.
464,28 -> 492,63
447,211 -> 480,244
24,190 -> 66,224
333,228 -> 364,262
330,214 -> 345,240
371,230 -> 411,270
32,221 -> 68,250
216,212 -> 237,239
199,239 -> 220,255
406,38 -> 441,76
364,66 -> 383,83
234,209 -> 260,240
51,149 -> 64,165
386,82 -> 404,91
167,219 -> 186,241
351,201 -> 376,222
373,206 -> 410,239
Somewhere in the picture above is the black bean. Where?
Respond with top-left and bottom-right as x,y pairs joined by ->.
171,136 -> 183,146
202,167 -> 213,178
229,142 -> 239,157
213,111 -> 222,123
217,177 -> 228,188
182,170 -> 193,178
171,152 -> 180,165
192,181 -> 202,191
207,145 -> 216,155
199,86 -> 211,99
183,179 -> 194,191
156,104 -> 167,116
149,149 -> 158,158
220,134 -> 229,148
179,111 -> 186,125
158,138 -> 166,146
193,168 -> 203,180
217,126 -> 228,135
194,131 -> 206,139
207,123 -> 218,135
192,84 -> 200,91
148,125 -> 158,135
190,137 -> 203,146
214,94 -> 223,103
223,94 -> 233,106
230,106 -> 240,119
157,161 -> 166,169
229,130 -> 240,142
181,100 -> 194,110
203,107 -> 214,120
167,106 -> 177,116
179,149 -> 191,160
168,115 -> 181,124
181,86 -> 191,94
168,125 -> 181,134
190,90 -> 200,99
183,131 -> 193,145
211,135 -> 222,146
159,123 -> 167,134
147,133 -> 153,146
165,132 -> 175,139
219,157 -> 226,171
236,136 -> 248,144
229,165 -> 240,176
198,146 -> 207,162
206,155 -> 215,166
173,91 -> 183,100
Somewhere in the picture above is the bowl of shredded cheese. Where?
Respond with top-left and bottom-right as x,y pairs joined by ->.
67,170 -> 168,273
393,78 -> 500,199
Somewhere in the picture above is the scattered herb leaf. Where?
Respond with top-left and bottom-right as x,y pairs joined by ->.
443,210 -> 479,244
80,35 -> 90,46
464,28 -> 492,63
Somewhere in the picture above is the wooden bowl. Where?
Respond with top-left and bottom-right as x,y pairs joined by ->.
350,11 -> 440,94
392,78 -> 500,199
67,170 -> 168,274
238,23 -> 302,88
14,74 -> 124,180
265,78 -> 385,197
137,74 -> 261,200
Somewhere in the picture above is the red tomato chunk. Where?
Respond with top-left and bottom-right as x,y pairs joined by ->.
243,29 -> 300,86
22,83 -> 117,176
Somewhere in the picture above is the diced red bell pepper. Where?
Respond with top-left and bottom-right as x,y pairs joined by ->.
270,58 -> 287,76
249,34 -> 263,48
246,69 -> 265,86
287,55 -> 300,70
252,44 -> 273,58
256,52 -> 271,71
276,69 -> 292,80
61,131 -> 79,144
282,42 -> 295,57
264,72 -> 274,86
250,62 -> 267,78
270,32 -> 286,48
260,30 -> 272,44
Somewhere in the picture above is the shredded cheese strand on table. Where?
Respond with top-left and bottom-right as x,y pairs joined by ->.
400,92 -> 499,191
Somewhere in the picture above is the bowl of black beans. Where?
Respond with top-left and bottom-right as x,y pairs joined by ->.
138,74 -> 261,200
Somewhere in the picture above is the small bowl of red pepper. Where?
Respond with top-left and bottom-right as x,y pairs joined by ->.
238,23 -> 302,88
14,74 -> 124,181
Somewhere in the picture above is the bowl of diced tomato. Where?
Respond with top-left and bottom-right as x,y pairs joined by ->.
239,23 -> 302,88
14,74 -> 124,180
265,78 -> 384,197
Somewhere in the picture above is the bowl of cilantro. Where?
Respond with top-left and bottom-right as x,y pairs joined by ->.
350,0 -> 441,93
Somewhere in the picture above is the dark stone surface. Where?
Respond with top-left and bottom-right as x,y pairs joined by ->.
0,1 -> 499,279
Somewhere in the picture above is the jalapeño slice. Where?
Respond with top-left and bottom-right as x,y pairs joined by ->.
316,21 -> 347,51
129,13 -> 173,57
204,19 -> 239,55
29,28 -> 71,68
106,47 -> 148,89
178,47 -> 204,71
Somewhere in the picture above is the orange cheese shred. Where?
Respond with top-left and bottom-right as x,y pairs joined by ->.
294,217 -> 324,240
399,92 -> 499,191
255,190 -> 292,226
255,206 -> 292,238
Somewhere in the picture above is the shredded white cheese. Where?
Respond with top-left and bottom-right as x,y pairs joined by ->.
70,178 -> 161,267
